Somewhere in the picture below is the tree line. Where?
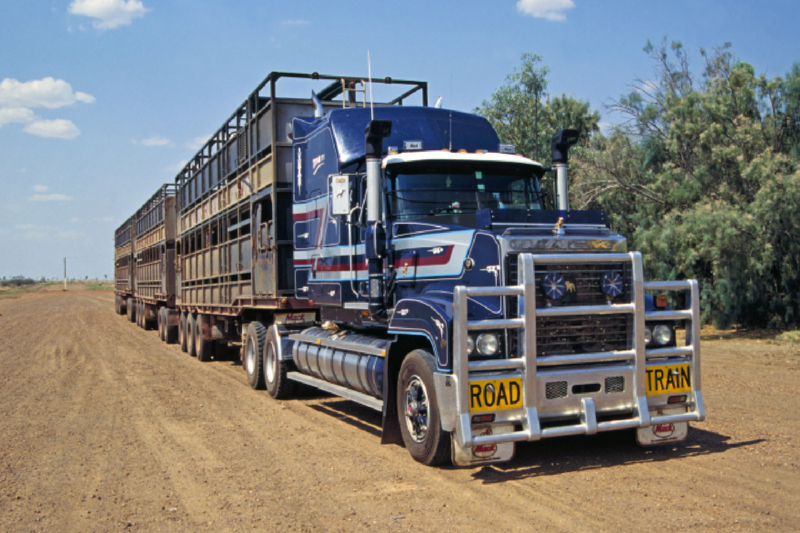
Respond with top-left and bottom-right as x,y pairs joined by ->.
477,41 -> 800,329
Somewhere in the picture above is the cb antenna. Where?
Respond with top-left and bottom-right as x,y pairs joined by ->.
448,75 -> 453,151
368,50 -> 374,121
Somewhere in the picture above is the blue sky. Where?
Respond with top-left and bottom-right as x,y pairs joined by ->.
1,0 -> 798,279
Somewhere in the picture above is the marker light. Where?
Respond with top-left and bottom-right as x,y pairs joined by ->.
668,395 -> 687,404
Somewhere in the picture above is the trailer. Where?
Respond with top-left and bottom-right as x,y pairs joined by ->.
113,216 -> 136,322
116,71 -> 704,467
132,184 -> 178,342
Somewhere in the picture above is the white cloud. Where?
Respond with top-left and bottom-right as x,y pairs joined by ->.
516,0 -> 575,21
0,107 -> 36,126
0,78 -> 94,109
32,185 -> 49,192
281,20 -> 310,26
23,119 -> 81,139
13,224 -> 83,240
134,136 -> 171,146
68,0 -> 148,30
166,160 -> 188,173
29,193 -> 73,202
185,135 -> 210,151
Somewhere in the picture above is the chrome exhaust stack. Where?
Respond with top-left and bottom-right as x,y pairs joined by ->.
551,129 -> 580,217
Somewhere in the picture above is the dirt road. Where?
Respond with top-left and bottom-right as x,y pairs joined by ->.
1,290 -> 798,532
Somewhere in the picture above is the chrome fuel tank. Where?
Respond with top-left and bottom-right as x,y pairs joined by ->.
291,327 -> 388,399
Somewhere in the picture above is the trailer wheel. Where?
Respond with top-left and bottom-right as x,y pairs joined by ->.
187,313 -> 197,357
144,304 -> 155,331
179,312 -> 188,352
264,326 -> 293,399
195,314 -> 214,362
244,322 -> 266,390
136,302 -> 142,328
397,350 -> 451,466
157,307 -> 165,341
165,310 -> 178,344
127,297 -> 135,322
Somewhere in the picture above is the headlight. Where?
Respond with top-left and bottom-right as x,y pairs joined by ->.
476,333 -> 499,356
654,324 -> 672,346
644,327 -> 652,344
466,335 -> 475,355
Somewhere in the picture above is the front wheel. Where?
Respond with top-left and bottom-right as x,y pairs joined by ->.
397,350 -> 451,466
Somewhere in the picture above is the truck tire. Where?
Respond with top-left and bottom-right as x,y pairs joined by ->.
136,302 -> 143,328
179,312 -> 188,352
158,307 -> 166,341
165,310 -> 178,345
144,304 -> 154,331
187,313 -> 197,357
397,350 -> 451,466
244,322 -> 266,390
264,326 -> 293,399
127,297 -> 134,322
195,314 -> 214,362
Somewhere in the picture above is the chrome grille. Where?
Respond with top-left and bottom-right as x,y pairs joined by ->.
505,254 -> 632,357
546,381 -> 568,399
605,376 -> 625,394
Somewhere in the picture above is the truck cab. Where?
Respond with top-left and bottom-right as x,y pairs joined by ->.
282,97 -> 703,466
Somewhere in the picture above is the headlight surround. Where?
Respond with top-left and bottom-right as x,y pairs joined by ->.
644,322 -> 675,347
476,333 -> 499,356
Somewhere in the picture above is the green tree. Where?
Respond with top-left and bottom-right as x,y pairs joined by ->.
476,53 -> 600,166
572,39 -> 800,328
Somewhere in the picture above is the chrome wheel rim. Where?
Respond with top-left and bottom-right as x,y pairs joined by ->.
245,337 -> 256,376
403,375 -> 429,443
265,342 -> 275,384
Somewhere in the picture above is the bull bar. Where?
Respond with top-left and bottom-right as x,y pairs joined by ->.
437,251 -> 705,449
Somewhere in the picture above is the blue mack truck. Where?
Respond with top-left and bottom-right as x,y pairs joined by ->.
263,89 -> 706,467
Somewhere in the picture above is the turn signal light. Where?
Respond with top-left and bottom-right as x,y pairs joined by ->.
655,295 -> 668,308
668,395 -> 687,404
471,414 -> 495,424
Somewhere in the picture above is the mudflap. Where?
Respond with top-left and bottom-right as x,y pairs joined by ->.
451,425 -> 515,467
636,408 -> 689,446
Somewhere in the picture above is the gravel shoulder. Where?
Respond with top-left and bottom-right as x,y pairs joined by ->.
1,290 -> 798,532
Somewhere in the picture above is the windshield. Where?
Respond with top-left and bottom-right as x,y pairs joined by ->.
385,161 -> 545,220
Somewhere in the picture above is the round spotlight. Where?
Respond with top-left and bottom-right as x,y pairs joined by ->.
601,271 -> 624,298
476,333 -> 499,356
644,327 -> 652,344
654,325 -> 673,345
466,336 -> 475,355
541,272 -> 566,300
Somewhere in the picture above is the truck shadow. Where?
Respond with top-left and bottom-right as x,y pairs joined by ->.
308,400 -> 383,438
469,428 -> 765,484
304,398 -> 764,481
